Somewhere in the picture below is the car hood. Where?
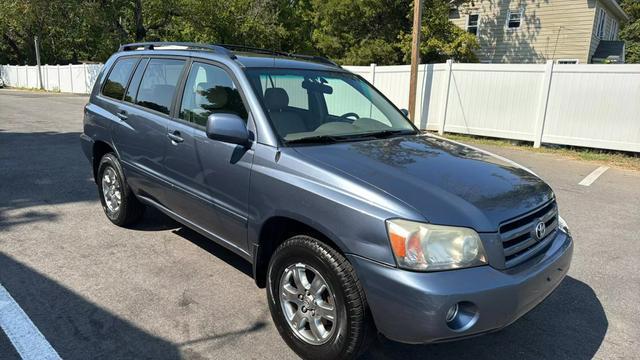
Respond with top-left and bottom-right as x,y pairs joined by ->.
292,134 -> 553,232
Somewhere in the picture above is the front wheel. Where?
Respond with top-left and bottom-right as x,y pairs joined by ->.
267,235 -> 375,360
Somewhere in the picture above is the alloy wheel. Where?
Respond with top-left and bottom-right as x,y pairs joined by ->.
101,166 -> 122,214
279,263 -> 338,345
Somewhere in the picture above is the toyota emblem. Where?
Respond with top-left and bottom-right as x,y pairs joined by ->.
534,221 -> 546,240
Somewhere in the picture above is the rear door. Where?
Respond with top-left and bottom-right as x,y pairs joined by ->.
163,60 -> 254,254
112,57 -> 187,204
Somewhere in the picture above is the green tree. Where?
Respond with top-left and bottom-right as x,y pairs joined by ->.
0,0 -> 478,65
620,0 -> 640,63
306,0 -> 477,65
304,0 -> 411,65
398,0 -> 478,63
0,0 -> 133,64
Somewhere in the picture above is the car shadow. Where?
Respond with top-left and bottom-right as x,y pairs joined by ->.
171,225 -> 254,279
0,252 -> 181,360
128,206 -> 181,232
361,276 -> 607,360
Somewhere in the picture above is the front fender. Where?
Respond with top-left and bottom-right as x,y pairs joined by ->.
247,144 -> 425,266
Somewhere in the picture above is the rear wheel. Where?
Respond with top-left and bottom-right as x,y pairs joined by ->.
97,153 -> 143,226
267,235 -> 375,360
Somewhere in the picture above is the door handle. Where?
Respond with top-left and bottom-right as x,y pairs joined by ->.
116,111 -> 128,120
167,131 -> 184,144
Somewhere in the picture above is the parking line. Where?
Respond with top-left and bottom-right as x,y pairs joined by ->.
0,284 -> 61,360
579,166 -> 609,186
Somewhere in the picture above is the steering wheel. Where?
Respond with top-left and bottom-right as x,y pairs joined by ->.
340,112 -> 360,120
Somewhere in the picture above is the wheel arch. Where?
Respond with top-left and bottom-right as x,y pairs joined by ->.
253,215 -> 347,288
92,140 -> 116,183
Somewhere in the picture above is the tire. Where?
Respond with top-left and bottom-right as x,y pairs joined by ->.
267,235 -> 375,360
97,153 -> 144,226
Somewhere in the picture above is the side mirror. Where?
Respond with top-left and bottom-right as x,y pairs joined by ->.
206,113 -> 251,147
400,108 -> 409,117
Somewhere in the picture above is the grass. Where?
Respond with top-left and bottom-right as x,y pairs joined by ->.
1,86 -> 56,93
436,132 -> 640,171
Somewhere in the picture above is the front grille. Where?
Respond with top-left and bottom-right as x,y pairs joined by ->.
499,200 -> 558,268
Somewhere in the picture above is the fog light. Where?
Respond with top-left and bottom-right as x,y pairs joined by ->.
445,301 -> 479,332
446,303 -> 459,323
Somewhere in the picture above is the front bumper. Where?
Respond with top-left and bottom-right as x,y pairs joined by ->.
347,231 -> 573,344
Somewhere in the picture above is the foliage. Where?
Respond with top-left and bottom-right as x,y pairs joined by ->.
0,0 -> 478,65
304,0 -> 412,65
620,0 -> 640,63
398,0 -> 478,63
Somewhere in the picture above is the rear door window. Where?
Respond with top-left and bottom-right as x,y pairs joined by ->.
135,58 -> 186,115
123,58 -> 149,103
102,57 -> 138,100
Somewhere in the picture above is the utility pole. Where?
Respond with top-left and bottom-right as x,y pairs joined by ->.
408,0 -> 423,122
34,36 -> 43,90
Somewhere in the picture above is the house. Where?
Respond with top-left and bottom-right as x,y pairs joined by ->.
449,0 -> 629,64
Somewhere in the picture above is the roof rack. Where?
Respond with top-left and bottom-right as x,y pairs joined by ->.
290,53 -> 340,68
219,44 -> 339,67
118,42 -> 236,58
117,41 -> 339,67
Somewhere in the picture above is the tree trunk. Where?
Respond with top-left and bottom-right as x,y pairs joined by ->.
134,0 -> 146,41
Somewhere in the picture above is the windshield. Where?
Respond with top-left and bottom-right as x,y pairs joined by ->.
244,68 -> 417,144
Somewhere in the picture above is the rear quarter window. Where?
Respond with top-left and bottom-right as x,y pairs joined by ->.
102,58 -> 138,100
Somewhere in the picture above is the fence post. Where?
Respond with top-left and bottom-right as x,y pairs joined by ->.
368,64 -> 377,118
370,63 -> 377,85
83,63 -> 88,94
57,64 -> 61,91
69,64 -> 74,93
25,65 -> 28,88
439,59 -> 453,135
533,60 -> 554,148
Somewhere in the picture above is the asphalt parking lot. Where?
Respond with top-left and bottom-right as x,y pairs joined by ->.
1,89 -> 639,360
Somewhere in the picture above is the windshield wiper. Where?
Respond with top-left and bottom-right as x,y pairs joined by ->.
285,130 -> 416,145
361,129 -> 416,138
285,135 -> 341,145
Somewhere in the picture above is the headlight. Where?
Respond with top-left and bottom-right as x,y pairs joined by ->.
386,219 -> 487,271
558,216 -> 571,235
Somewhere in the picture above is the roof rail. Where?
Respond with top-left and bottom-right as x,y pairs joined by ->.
288,53 -> 340,68
118,42 -> 236,58
118,41 -> 339,67
220,44 -> 339,67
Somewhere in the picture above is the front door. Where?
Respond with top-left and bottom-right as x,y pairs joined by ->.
163,61 -> 254,253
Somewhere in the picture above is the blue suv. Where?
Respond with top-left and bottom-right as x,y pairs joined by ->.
81,42 -> 573,359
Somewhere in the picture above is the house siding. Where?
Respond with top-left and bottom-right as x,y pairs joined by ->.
589,0 -> 624,61
452,0 -> 601,63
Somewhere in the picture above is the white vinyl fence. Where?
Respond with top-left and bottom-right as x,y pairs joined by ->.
345,61 -> 640,153
0,64 -> 103,94
1,61 -> 639,152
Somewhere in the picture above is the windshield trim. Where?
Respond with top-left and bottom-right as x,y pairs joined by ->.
243,67 -> 419,147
